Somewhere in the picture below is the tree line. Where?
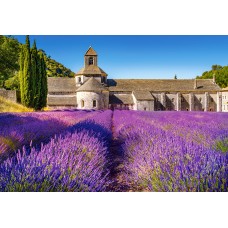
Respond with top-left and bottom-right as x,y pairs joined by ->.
0,35 -> 74,91
196,65 -> 228,88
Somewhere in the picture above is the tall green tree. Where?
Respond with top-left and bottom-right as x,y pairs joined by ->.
38,52 -> 47,109
19,45 -> 25,104
31,40 -> 40,110
22,35 -> 33,107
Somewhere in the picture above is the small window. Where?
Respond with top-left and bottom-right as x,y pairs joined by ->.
89,57 -> 93,65
171,98 -> 175,102
93,100 -> 96,108
78,77 -> 81,83
81,100 -> 84,108
144,107 -> 147,111
199,97 -> 202,102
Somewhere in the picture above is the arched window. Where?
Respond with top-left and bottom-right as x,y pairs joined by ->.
81,100 -> 85,108
89,57 -> 94,65
93,100 -> 96,108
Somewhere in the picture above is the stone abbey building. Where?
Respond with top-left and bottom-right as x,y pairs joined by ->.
47,47 -> 222,112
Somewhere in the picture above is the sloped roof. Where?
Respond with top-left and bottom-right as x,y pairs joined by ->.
48,77 -> 77,93
75,65 -> 107,76
77,77 -> 108,92
85,47 -> 97,56
133,91 -> 154,100
107,79 -> 221,92
109,94 -> 134,104
47,95 -> 77,106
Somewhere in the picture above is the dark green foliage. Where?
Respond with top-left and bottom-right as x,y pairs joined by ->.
22,36 -> 33,107
196,65 -> 228,88
31,41 -> 41,110
37,52 -> 47,110
19,37 -> 48,110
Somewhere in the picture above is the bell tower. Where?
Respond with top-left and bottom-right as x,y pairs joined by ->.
84,46 -> 98,67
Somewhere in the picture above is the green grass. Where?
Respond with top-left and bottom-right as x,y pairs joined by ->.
0,96 -> 33,112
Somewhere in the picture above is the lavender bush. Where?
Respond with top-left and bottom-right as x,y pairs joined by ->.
113,110 -> 228,192
0,110 -> 112,191
0,109 -> 227,191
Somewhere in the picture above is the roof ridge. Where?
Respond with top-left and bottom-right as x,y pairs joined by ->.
85,46 -> 97,56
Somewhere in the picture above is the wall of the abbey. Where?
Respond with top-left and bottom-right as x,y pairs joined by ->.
136,100 -> 154,111
222,90 -> 228,112
150,92 -> 221,112
76,91 -> 109,110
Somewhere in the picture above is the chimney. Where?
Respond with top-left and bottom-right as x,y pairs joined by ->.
213,73 -> 216,84
194,79 -> 197,89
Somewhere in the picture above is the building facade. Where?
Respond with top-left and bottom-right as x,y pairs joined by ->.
222,87 -> 228,112
47,47 -> 222,112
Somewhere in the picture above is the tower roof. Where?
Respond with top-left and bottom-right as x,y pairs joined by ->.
85,46 -> 97,56
75,65 -> 107,76
77,77 -> 108,92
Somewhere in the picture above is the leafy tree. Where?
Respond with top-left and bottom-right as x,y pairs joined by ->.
196,65 -> 228,88
0,35 -> 21,88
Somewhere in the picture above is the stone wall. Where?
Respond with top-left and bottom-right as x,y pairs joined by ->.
76,91 -> 109,110
222,91 -> 228,112
0,89 -> 17,102
136,100 -> 154,111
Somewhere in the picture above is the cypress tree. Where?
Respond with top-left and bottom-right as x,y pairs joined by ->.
19,36 -> 47,110
31,40 -> 41,110
38,52 -> 47,109
19,45 -> 25,104
23,35 -> 33,107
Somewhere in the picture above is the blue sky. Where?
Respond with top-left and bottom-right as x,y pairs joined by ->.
14,35 -> 228,79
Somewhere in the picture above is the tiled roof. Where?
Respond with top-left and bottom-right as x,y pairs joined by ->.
47,95 -> 77,106
222,87 -> 228,91
48,77 -> 77,93
107,79 -> 221,92
75,65 -> 107,76
77,77 -> 108,92
133,90 -> 154,100
85,47 -> 97,56
109,94 -> 134,104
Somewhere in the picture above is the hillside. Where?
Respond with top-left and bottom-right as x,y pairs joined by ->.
42,52 -> 75,77
0,36 -> 75,91
196,65 -> 228,88
0,96 -> 33,112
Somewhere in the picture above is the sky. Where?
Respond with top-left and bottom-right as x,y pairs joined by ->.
14,35 -> 228,79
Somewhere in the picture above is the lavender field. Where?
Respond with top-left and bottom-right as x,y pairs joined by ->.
0,110 -> 227,192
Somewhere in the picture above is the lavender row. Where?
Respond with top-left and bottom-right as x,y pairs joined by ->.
113,110 -> 228,191
0,110 -> 113,192
0,110 -> 98,159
